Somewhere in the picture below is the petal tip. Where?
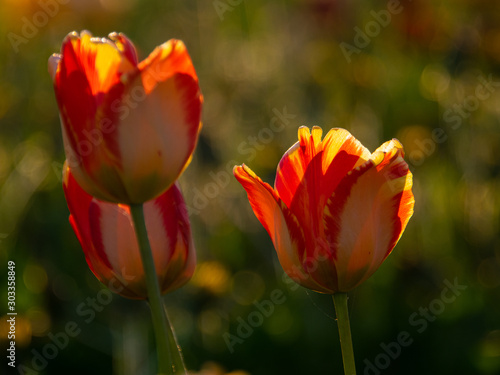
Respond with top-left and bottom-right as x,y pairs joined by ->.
233,164 -> 243,175
48,53 -> 61,81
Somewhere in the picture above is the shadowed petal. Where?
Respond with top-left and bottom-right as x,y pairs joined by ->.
54,31 -> 134,201
64,164 -> 195,299
233,165 -> 299,267
146,184 -> 196,293
324,142 -> 414,291
63,164 -> 119,289
117,73 -> 202,203
234,164 -> 330,292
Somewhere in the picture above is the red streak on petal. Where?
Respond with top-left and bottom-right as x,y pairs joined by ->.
88,200 -> 114,271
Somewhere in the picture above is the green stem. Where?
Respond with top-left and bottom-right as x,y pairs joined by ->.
333,293 -> 356,375
130,204 -> 187,375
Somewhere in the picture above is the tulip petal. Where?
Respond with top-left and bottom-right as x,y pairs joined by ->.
234,165 -> 330,292
234,165 -> 300,270
63,162 -> 93,246
108,32 -> 139,66
63,164 -> 123,290
54,31 -> 136,202
64,165 -> 194,298
324,143 -> 414,291
320,128 -> 372,197
108,39 -> 202,203
48,54 -> 60,82
56,31 -> 133,104
275,127 -> 371,264
139,39 -> 199,94
89,201 -> 146,294
61,123 -> 129,203
274,126 -> 322,209
145,184 -> 196,293
116,72 -> 202,203
275,127 -> 370,210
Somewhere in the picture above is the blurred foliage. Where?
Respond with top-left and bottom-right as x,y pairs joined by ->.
1,0 -> 500,374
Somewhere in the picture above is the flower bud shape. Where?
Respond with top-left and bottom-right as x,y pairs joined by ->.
63,163 -> 196,299
50,31 -> 203,204
234,126 -> 414,293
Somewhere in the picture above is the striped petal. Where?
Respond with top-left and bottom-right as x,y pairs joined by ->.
116,71 -> 202,203
233,164 -> 330,292
52,33 -> 202,204
233,165 -> 300,271
64,164 -> 195,299
146,184 -> 196,293
139,39 -> 199,94
320,128 -> 372,199
53,31 -> 133,122
108,32 -> 139,66
89,201 -> 147,297
275,127 -> 371,262
275,127 -> 370,209
53,31 -> 135,202
63,163 -> 123,291
57,31 -> 134,97
274,126 -> 324,209
324,140 -> 414,291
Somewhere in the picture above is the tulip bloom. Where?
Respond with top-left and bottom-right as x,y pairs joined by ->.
234,126 -> 414,293
63,163 -> 196,299
49,31 -> 203,204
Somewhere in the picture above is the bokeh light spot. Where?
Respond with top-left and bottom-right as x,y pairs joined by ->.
198,308 -> 224,336
264,305 -> 294,336
191,261 -> 231,295
230,271 -> 265,305
23,264 -> 48,294
420,64 -> 450,101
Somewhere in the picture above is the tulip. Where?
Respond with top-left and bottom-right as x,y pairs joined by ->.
63,163 -> 196,299
49,31 -> 203,204
234,126 -> 414,293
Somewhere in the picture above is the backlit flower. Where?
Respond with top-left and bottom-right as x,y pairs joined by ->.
63,163 -> 196,299
49,31 -> 203,204
234,126 -> 414,293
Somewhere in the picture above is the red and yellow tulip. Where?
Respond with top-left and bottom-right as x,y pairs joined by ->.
234,126 -> 414,293
63,163 -> 196,299
49,31 -> 203,204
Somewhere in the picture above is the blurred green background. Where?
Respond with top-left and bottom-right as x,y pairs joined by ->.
1,0 -> 500,374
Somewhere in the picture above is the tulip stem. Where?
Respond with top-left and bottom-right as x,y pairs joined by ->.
130,204 -> 187,375
333,293 -> 356,375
